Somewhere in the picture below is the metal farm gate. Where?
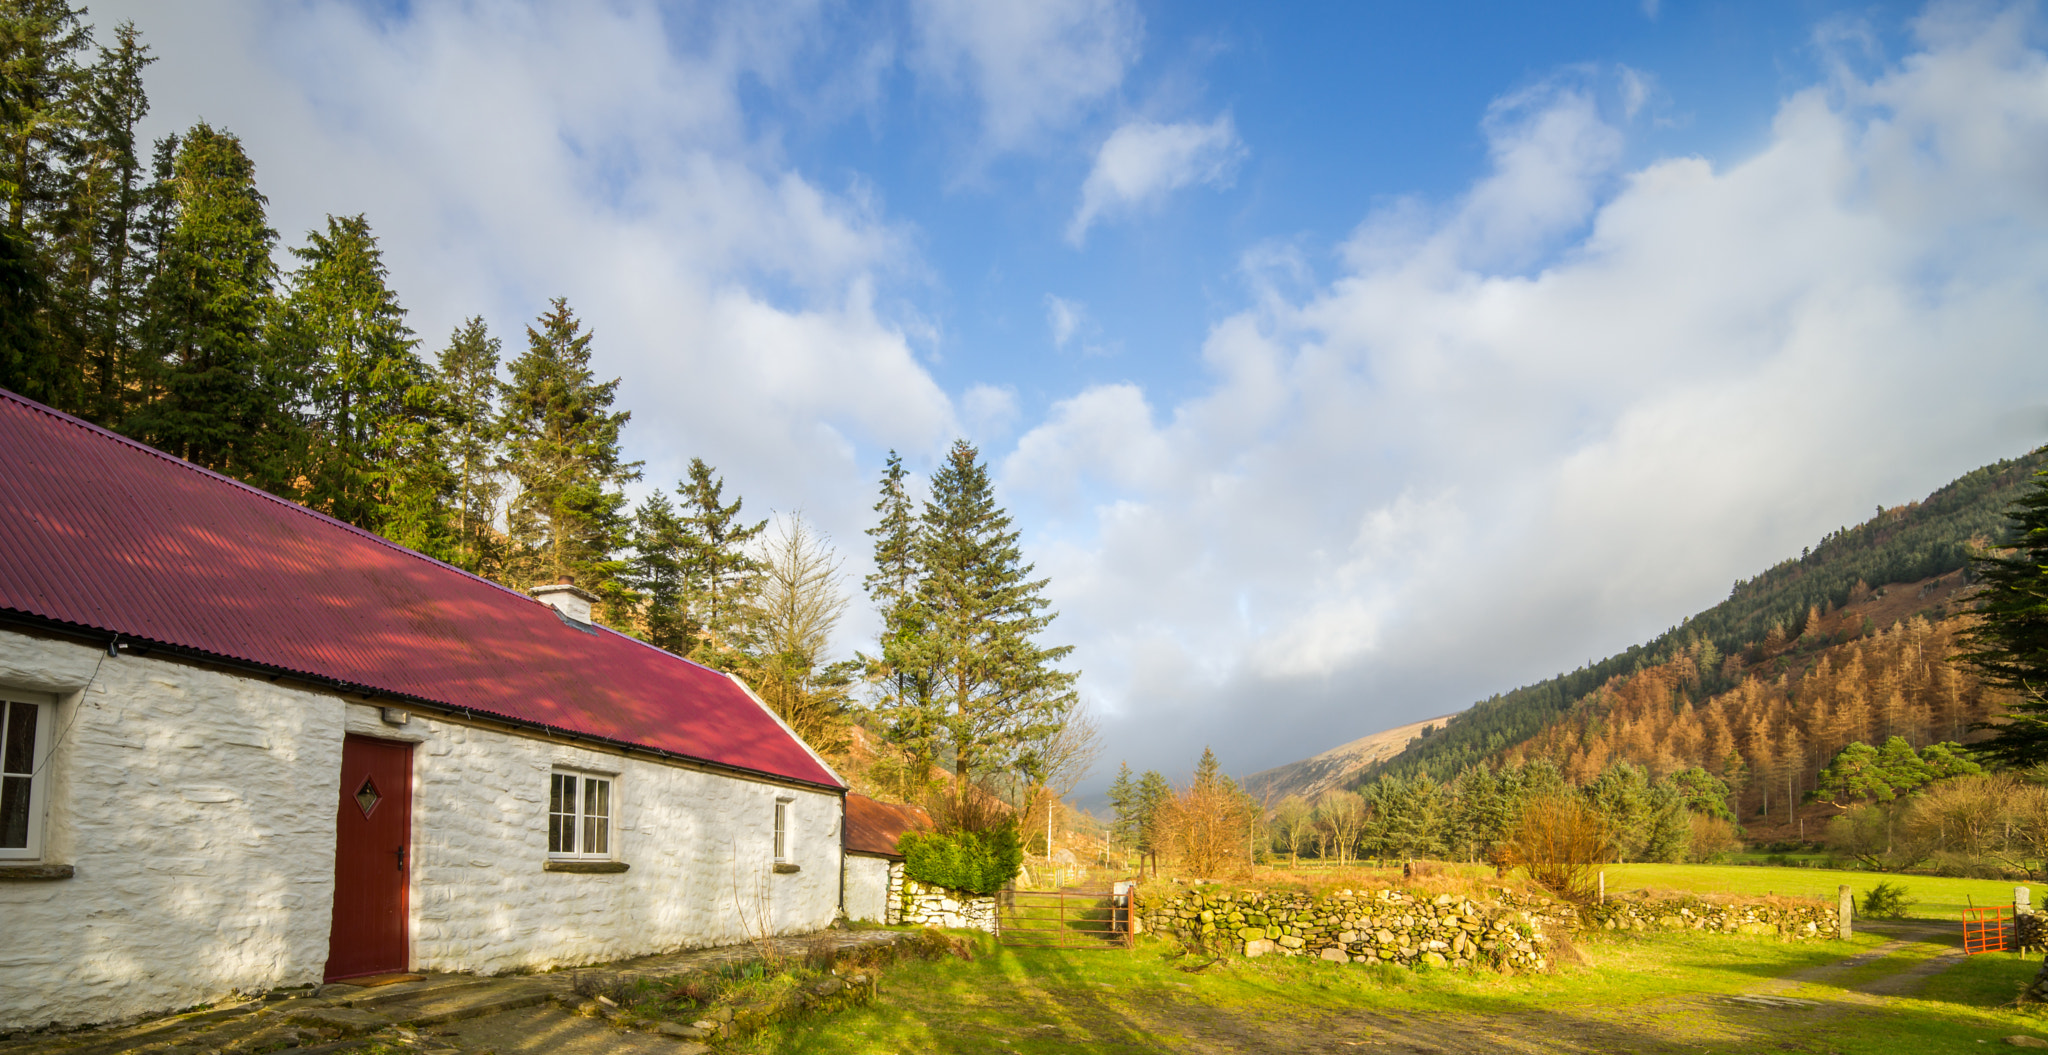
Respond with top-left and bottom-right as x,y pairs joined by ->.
997,882 -> 1137,950
1963,905 -> 2010,955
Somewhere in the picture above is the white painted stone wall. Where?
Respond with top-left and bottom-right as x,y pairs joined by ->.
0,628 -> 846,1031
0,630 -> 343,1032
842,854 -> 892,922
390,704 -> 842,975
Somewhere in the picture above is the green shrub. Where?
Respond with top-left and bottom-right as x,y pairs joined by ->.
1860,879 -> 1916,920
898,822 -> 1023,895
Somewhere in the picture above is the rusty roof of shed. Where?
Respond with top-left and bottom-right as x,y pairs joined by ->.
843,793 -> 932,857
0,389 -> 842,790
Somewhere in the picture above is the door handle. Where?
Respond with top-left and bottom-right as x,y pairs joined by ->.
396,846 -> 407,871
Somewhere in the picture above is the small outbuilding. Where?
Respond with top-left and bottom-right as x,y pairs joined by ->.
840,793 -> 932,923
0,390 -> 847,1030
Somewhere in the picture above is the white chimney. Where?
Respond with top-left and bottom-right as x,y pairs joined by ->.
531,577 -> 597,624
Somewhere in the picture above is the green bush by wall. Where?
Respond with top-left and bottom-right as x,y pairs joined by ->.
898,823 -> 1023,896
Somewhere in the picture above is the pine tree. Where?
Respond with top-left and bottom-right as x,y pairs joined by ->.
0,0 -> 88,409
917,439 -> 1078,796
1962,468 -> 2048,766
128,123 -> 300,492
436,316 -> 503,574
285,213 -> 426,531
675,457 -> 763,662
629,490 -> 690,652
1134,769 -> 1172,859
498,298 -> 639,612
69,21 -> 151,426
1106,761 -> 1138,857
864,450 -> 943,778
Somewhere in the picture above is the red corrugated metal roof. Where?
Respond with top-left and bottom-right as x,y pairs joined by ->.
0,389 -> 841,789
843,793 -> 931,857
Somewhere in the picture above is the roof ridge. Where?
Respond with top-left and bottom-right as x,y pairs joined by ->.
0,386 -> 548,611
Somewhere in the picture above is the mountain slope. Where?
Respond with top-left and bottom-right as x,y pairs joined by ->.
1245,714 -> 1456,803
1346,448 -> 2045,788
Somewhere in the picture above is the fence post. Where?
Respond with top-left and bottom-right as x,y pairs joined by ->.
1838,885 -> 1853,940
1598,871 -> 1605,905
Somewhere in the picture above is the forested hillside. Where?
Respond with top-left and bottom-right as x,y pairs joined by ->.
1357,451 -> 2045,787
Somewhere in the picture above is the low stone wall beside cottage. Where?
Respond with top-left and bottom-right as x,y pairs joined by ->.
898,878 -> 997,933
1139,887 -> 1555,972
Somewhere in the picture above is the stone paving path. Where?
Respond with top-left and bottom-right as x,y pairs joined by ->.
0,929 -> 912,1055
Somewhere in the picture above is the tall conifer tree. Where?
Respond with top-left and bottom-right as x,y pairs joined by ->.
865,450 -> 942,778
629,490 -> 691,652
0,0 -> 87,408
129,123 -> 298,492
675,457 -> 763,663
916,439 -> 1078,798
436,316 -> 503,574
1963,468 -> 2048,765
68,22 -> 151,425
498,298 -> 639,612
285,213 -> 427,531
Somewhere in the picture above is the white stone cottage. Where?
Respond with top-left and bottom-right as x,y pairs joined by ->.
0,390 -> 848,1031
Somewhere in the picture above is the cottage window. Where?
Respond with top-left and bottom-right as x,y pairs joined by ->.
0,695 -> 53,861
548,771 -> 613,858
773,797 -> 791,862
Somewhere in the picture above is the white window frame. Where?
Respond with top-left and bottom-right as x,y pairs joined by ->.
0,692 -> 56,862
773,795 -> 793,863
547,769 -> 615,860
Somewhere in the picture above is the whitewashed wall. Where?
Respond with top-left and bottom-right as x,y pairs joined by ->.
0,628 -> 845,1031
0,630 -> 343,1032
384,704 -> 842,975
842,854 -> 891,922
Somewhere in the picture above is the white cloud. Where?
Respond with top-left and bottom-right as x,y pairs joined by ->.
1047,294 -> 1082,348
1068,113 -> 1246,244
1008,9 -> 2048,778
910,0 -> 1141,151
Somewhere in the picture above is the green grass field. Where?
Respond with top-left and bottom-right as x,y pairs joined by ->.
743,925 -> 2048,1055
1603,862 -> 2033,920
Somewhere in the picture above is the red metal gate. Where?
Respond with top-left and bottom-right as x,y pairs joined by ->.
1963,905 -> 2009,955
998,883 -> 1137,949
326,736 -> 413,980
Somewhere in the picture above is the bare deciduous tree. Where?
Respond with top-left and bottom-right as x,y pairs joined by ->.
1316,790 -> 1367,866
1508,794 -> 1611,902
743,513 -> 853,752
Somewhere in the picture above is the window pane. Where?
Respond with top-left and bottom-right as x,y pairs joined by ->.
774,802 -> 786,860
549,773 -> 577,854
0,774 -> 30,849
584,778 -> 609,855
2,701 -> 36,776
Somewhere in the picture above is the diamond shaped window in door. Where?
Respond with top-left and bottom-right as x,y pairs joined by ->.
355,776 -> 381,818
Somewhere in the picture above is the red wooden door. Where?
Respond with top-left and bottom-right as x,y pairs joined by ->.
326,735 -> 412,980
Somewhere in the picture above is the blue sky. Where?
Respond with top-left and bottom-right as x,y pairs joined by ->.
102,0 -> 2048,787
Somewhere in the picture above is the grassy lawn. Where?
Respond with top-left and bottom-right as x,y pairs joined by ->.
740,926 -> 2048,1055
1604,862 -> 2030,920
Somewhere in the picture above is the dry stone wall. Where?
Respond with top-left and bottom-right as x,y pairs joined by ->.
898,878 -> 996,933
1138,884 -> 1844,973
1139,886 -> 1554,971
1582,896 -> 1838,938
